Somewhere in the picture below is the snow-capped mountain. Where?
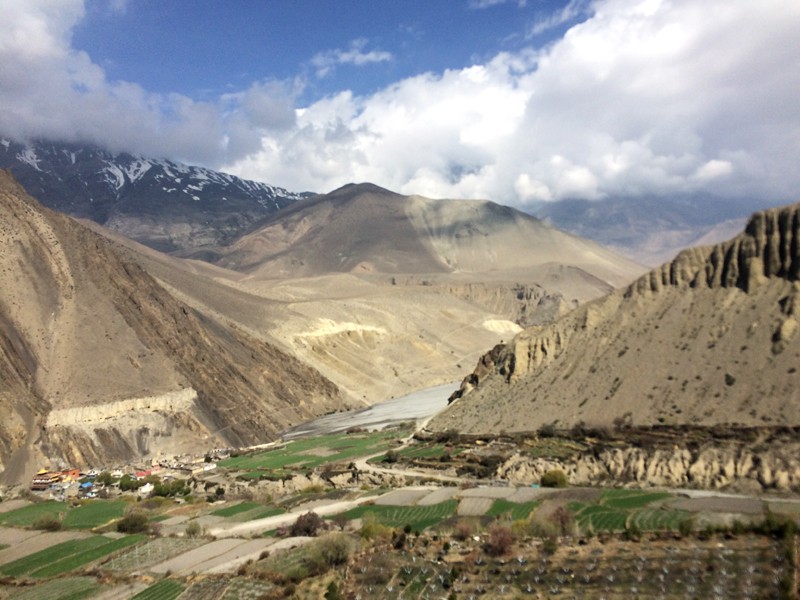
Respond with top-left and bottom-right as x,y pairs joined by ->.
0,138 -> 308,253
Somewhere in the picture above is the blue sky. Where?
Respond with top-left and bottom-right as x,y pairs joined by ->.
73,1 -> 581,103
1,0 -> 799,206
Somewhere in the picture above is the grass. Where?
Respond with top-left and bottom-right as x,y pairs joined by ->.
61,500 -> 128,529
0,501 -> 66,527
131,579 -> 185,600
334,500 -> 458,531
220,430 -> 398,474
30,535 -> 145,578
210,501 -> 263,517
6,576 -> 101,600
486,499 -> 540,521
0,534 -> 145,578
600,489 -> 673,509
569,489 -> 689,534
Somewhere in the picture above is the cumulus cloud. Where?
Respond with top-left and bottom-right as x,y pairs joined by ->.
310,39 -> 392,78
227,0 -> 800,205
1,0 -> 798,207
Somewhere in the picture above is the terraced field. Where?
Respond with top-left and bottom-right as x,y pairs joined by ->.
0,500 -> 130,530
2,576 -> 101,600
131,579 -> 184,600
0,534 -> 145,578
569,489 -> 689,533
336,499 -> 458,530
219,430 -> 398,478
104,537 -> 207,572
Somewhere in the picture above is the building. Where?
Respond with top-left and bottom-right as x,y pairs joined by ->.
30,470 -> 61,491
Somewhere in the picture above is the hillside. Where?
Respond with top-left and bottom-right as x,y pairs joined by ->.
431,201 -> 800,434
216,182 -> 643,288
0,170 -> 343,483
0,138 -> 306,253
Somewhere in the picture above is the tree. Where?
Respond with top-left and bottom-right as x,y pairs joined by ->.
116,511 -> 149,534
540,469 -> 568,488
485,524 -> 514,556
549,506 -> 574,537
290,511 -> 324,537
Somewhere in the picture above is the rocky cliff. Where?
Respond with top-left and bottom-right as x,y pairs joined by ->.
0,171 -> 343,482
433,202 -> 800,434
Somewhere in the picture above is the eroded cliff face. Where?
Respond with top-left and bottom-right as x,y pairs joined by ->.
499,438 -> 800,493
0,171 -> 344,482
437,202 -> 800,433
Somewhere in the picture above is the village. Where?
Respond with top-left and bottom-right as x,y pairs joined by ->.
27,450 -> 230,502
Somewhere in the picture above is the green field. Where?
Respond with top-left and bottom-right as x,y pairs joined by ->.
5,576 -> 101,600
62,500 -> 129,529
0,500 -> 129,530
486,499 -> 541,520
335,499 -> 458,531
0,501 -> 66,527
569,489 -> 688,533
600,488 -> 672,509
0,534 -> 145,578
210,502 -> 285,521
131,579 -> 185,600
219,430 -> 398,476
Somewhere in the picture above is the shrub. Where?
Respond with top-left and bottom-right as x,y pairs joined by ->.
359,513 -> 391,541
384,450 -> 399,464
485,524 -> 514,556
32,515 -> 62,531
549,506 -> 574,537
290,511 -> 324,537
452,520 -> 474,541
540,469 -> 568,488
116,511 -> 149,534
308,532 -> 353,571
185,521 -> 204,537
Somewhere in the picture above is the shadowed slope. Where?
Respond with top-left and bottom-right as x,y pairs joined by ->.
0,170 -> 342,482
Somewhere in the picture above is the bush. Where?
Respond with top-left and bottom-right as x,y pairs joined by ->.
32,515 -> 62,531
307,532 -> 353,571
549,506 -> 574,536
290,511 -> 324,537
116,511 -> 149,534
485,524 -> 514,556
185,521 -> 204,537
384,450 -> 399,464
540,469 -> 568,488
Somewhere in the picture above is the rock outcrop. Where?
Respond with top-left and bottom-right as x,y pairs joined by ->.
498,439 -> 800,493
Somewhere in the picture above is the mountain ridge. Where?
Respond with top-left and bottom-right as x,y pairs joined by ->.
0,170 -> 343,483
0,138 -> 307,253
432,201 -> 800,434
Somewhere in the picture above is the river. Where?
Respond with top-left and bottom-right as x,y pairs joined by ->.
282,382 -> 455,439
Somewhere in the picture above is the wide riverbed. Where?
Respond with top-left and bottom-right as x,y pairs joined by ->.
282,382 -> 455,439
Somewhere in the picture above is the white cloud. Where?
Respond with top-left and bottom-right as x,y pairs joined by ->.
1,0 -> 799,207
228,0 -> 800,204
310,39 -> 392,78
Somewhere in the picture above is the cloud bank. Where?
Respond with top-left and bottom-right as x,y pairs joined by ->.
1,0 -> 798,207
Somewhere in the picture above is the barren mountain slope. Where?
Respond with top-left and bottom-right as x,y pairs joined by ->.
216,183 -> 643,288
94,182 -> 645,407
0,171 -> 343,483
431,201 -> 800,434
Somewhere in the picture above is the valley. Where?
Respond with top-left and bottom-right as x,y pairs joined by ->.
1,167 -> 799,599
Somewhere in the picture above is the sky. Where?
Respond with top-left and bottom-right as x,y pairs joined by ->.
1,0 -> 799,208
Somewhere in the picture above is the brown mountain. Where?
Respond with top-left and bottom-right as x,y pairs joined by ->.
0,170 -> 343,483
431,201 -> 800,434
215,183 -> 642,287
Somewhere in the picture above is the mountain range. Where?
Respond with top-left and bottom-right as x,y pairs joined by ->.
0,138 -> 307,253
